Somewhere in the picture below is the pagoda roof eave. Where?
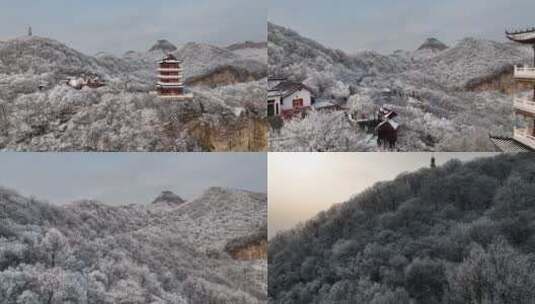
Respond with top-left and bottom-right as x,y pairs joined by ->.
489,135 -> 534,152
506,29 -> 535,44
158,60 -> 182,64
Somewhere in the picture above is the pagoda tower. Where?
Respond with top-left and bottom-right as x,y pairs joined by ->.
506,28 -> 535,149
156,54 -> 192,100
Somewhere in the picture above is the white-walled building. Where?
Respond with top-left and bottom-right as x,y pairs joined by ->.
267,77 -> 314,118
490,28 -> 535,151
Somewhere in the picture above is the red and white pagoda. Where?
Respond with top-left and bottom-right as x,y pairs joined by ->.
157,54 -> 193,100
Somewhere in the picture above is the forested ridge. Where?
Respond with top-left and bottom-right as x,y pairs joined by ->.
0,187 -> 267,304
269,153 -> 535,303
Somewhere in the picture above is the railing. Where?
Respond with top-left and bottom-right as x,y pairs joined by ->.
159,93 -> 194,100
158,68 -> 183,72
158,75 -> 182,80
514,97 -> 535,113
514,129 -> 535,149
157,82 -> 184,86
514,66 -> 535,80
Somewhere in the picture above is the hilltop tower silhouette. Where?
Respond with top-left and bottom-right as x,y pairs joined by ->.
28,26 -> 32,36
430,155 -> 436,168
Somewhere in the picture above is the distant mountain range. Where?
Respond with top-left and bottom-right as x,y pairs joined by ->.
0,35 -> 267,86
416,37 -> 449,52
269,22 -> 531,90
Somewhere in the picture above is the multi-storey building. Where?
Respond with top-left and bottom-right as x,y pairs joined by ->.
157,54 -> 193,100
490,28 -> 535,151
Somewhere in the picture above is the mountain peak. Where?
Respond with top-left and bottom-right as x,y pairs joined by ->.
201,186 -> 232,197
151,190 -> 185,207
417,37 -> 448,52
148,39 -> 177,53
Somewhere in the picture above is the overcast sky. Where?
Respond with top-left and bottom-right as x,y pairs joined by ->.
269,0 -> 535,54
0,153 -> 266,206
268,152 -> 499,238
0,0 -> 266,55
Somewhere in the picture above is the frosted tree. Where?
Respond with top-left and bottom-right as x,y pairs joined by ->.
271,110 -> 372,151
17,290 -> 40,304
448,239 -> 535,304
41,228 -> 68,268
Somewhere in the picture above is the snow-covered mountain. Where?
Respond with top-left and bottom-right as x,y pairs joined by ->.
173,42 -> 266,82
0,35 -> 268,151
151,190 -> 186,207
0,186 -> 267,303
118,40 -> 266,83
227,41 -> 267,63
269,22 -> 531,91
268,22 -> 530,152
0,35 -> 267,88
409,38 -> 449,60
227,41 -> 267,51
417,37 -> 449,52
148,39 -> 178,53
0,36 -> 115,77
415,37 -> 531,88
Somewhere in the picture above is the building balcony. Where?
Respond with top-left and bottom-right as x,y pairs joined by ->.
514,66 -> 535,81
158,68 -> 183,72
159,93 -> 194,101
157,82 -> 184,87
158,75 -> 182,80
514,97 -> 535,114
514,128 -> 535,149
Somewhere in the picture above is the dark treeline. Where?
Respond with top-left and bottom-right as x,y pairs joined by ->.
269,153 -> 535,304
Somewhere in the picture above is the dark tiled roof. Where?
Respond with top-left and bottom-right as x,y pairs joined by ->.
268,76 -> 287,81
159,53 -> 181,64
165,53 -> 177,60
271,80 -> 313,98
489,136 -> 534,152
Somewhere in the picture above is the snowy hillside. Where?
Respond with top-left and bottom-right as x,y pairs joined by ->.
151,190 -> 186,207
148,39 -> 178,53
269,23 -> 528,151
227,41 -> 268,63
0,186 -> 267,304
0,36 -> 102,75
417,38 -> 449,52
173,42 -> 266,81
269,153 -> 535,304
0,35 -> 267,151
408,38 -> 449,60
415,38 -> 531,88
